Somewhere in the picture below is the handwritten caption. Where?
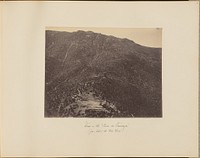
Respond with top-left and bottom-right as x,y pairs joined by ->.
84,121 -> 128,134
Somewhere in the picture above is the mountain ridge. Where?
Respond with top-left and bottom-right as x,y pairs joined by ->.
46,29 -> 161,49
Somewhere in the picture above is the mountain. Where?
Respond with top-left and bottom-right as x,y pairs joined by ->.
45,30 -> 162,117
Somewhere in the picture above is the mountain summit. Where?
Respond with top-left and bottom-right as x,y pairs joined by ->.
45,30 -> 162,117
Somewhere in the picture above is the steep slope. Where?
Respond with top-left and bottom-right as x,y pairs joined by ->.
45,30 -> 162,117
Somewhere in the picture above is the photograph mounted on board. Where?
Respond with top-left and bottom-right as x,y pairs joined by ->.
45,27 -> 162,118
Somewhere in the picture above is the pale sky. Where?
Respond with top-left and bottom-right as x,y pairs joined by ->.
47,27 -> 162,48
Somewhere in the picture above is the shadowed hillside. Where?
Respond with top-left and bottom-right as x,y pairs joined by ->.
45,30 -> 162,117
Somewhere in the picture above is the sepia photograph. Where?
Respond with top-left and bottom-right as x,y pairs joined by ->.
45,27 -> 162,118
1,1 -> 199,157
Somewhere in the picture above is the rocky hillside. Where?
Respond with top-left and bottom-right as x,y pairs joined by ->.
45,30 -> 162,117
